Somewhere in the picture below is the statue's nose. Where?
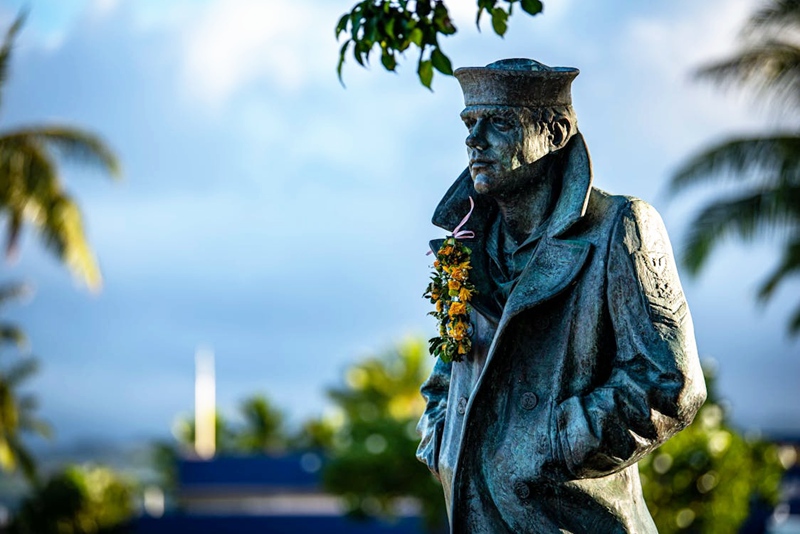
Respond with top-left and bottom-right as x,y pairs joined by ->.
466,130 -> 488,151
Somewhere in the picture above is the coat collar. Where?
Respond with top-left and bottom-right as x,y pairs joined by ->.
429,133 -> 595,323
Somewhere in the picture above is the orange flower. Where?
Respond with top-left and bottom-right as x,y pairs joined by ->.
440,245 -> 454,257
457,342 -> 469,355
450,320 -> 468,340
435,300 -> 443,312
448,279 -> 461,291
458,287 -> 472,301
449,301 -> 467,317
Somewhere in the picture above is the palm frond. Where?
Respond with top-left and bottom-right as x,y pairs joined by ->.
0,127 -> 121,178
791,302 -> 800,333
0,324 -> 27,348
670,134 -> 800,193
0,139 -> 62,256
17,416 -> 52,440
0,282 -> 32,305
696,40 -> 800,110
682,186 -> 800,274
5,434 -> 38,484
40,194 -> 103,291
0,10 -> 27,111
758,237 -> 800,299
745,0 -> 800,36
3,358 -> 38,387
0,139 -> 103,290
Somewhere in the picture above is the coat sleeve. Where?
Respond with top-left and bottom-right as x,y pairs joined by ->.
554,198 -> 707,479
416,356 -> 452,479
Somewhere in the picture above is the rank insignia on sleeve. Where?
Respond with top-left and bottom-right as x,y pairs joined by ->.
633,249 -> 686,326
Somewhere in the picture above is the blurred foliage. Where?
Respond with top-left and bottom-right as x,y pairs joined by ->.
0,282 -> 50,484
318,338 -> 446,531
171,411 -> 239,456
171,395 -> 290,456
291,417 -> 338,450
669,0 -> 800,334
149,440 -> 179,494
234,394 -> 288,453
0,12 -> 120,291
639,363 -> 785,532
10,464 -> 135,534
336,0 -> 543,88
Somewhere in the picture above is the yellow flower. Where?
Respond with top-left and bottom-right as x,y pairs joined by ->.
458,287 -> 472,301
449,301 -> 467,317
457,342 -> 469,355
435,300 -> 443,312
448,279 -> 461,291
450,268 -> 469,282
450,320 -> 468,340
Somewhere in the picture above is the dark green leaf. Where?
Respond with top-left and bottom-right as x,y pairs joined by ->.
337,41 -> 351,84
431,48 -> 453,75
520,0 -> 544,16
381,50 -> 397,71
418,59 -> 433,89
416,0 -> 432,17
409,27 -> 424,46
385,17 -> 396,39
336,13 -> 349,37
491,8 -> 509,36
353,41 -> 367,66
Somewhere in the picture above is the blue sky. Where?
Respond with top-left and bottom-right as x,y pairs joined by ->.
0,0 -> 798,447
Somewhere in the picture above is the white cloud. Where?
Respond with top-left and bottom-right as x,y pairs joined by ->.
614,0 -> 774,158
180,0 -> 341,105
625,0 -> 754,81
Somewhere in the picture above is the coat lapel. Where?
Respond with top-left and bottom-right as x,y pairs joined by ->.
500,237 -> 591,324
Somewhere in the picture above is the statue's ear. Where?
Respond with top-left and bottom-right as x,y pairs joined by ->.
549,118 -> 572,150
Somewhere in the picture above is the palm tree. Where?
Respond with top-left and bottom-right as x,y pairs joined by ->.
235,394 -> 288,453
0,282 -> 51,484
0,12 -> 120,291
669,0 -> 800,334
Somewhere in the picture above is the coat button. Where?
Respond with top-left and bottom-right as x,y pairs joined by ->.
520,392 -> 538,410
513,481 -> 530,500
457,397 -> 468,415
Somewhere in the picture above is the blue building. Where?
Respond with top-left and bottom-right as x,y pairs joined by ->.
134,452 -> 444,534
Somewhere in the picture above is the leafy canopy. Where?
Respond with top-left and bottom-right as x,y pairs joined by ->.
669,0 -> 800,334
0,282 -> 50,485
319,338 -> 446,530
639,363 -> 785,533
336,0 -> 544,88
0,12 -> 120,291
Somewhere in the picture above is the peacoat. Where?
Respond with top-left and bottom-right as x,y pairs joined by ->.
416,134 -> 707,533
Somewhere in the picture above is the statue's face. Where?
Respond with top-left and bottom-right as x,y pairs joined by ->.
461,106 -> 552,197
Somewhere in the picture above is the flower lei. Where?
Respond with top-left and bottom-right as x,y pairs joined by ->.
424,197 -> 477,363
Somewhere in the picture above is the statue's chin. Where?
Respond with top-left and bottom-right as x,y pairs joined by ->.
472,173 -> 492,195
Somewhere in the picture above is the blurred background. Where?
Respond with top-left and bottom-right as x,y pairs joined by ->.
0,0 -> 797,532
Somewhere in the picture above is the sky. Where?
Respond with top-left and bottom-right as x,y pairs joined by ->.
0,0 -> 797,449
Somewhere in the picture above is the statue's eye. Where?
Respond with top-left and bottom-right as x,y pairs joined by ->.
463,118 -> 477,130
491,116 -> 513,131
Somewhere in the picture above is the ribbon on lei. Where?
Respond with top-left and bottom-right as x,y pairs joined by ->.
427,197 -> 475,255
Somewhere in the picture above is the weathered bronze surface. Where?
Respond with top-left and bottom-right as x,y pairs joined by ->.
416,59 -> 707,533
